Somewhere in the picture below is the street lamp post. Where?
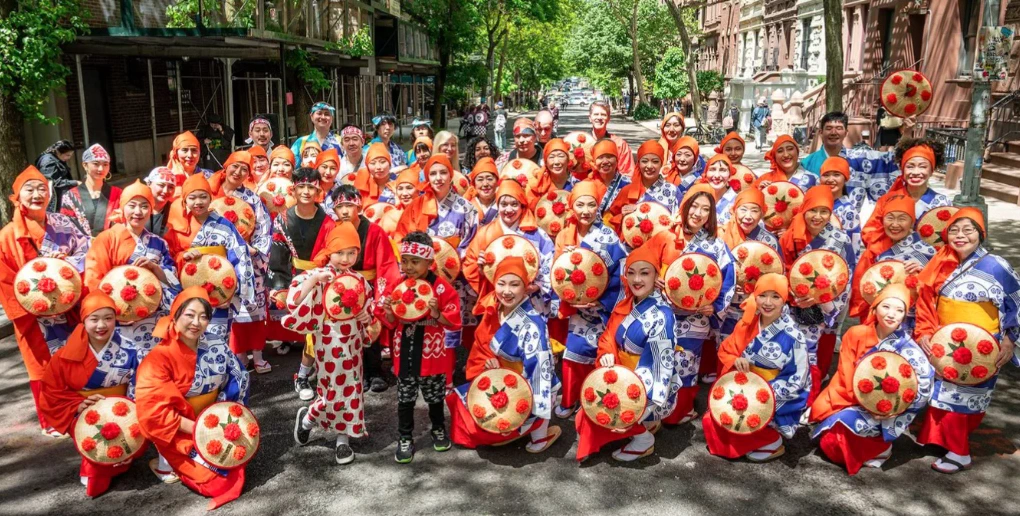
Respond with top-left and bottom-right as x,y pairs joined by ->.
953,0 -> 1001,222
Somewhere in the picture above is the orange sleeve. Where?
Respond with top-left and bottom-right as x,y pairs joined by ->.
606,185 -> 632,236
135,347 -> 190,449
466,312 -> 498,381
810,325 -> 868,422
716,333 -> 745,376
913,284 -> 940,341
462,223 -> 495,300
38,354 -> 94,435
84,231 -> 115,292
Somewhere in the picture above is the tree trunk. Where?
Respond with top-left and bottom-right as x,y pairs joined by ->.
665,2 -> 702,127
627,73 -> 635,115
494,31 -> 510,102
628,2 -> 646,106
822,0 -> 844,113
0,0 -> 27,225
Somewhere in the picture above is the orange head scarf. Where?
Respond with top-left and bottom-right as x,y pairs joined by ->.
718,273 -> 789,373
81,291 -> 118,320
495,178 -> 538,231
864,283 -> 913,326
270,145 -> 295,167
542,138 -> 571,165
154,286 -> 211,341
596,243 -> 662,360
470,157 -> 499,184
59,292 -> 119,364
167,131 -> 200,173
9,166 -> 50,247
222,151 -> 253,174
494,256 -> 529,284
166,174 -> 212,237
637,139 -> 665,163
914,207 -> 985,339
559,180 -> 608,248
413,136 -> 434,154
315,148 -> 340,169
593,139 -> 618,160
779,185 -> 833,258
714,132 -> 745,155
821,156 -> 850,181
666,136 -> 700,184
121,180 -> 156,208
391,167 -> 424,200
365,142 -> 392,166
354,143 -> 393,200
759,135 -> 799,184
313,221 -> 361,267
719,187 -> 767,249
247,145 -> 267,161
700,154 -> 735,195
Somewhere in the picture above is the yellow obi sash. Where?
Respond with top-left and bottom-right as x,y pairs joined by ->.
498,358 -> 524,375
751,365 -> 780,381
550,338 -> 565,355
938,298 -> 999,334
77,384 -> 128,398
186,390 -> 219,414
618,351 -> 641,371
191,246 -> 227,257
305,334 -> 315,356
293,257 -> 316,271
355,269 -> 377,281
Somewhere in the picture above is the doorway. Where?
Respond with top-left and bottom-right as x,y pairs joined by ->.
82,67 -> 116,171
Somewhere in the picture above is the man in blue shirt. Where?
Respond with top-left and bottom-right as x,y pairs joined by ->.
750,98 -> 770,150
291,101 -> 342,157
801,111 -> 901,202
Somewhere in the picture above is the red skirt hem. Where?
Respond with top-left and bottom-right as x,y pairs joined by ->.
663,386 -> 699,425
179,467 -> 246,510
916,406 -> 985,456
560,360 -> 595,409
446,391 -> 542,448
229,321 -> 268,353
817,424 -> 889,475
701,412 -> 781,459
574,411 -> 645,461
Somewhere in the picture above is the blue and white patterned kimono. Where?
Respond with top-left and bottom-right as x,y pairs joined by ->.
672,229 -> 736,389
907,188 -> 953,220
220,186 -> 272,325
718,225 -> 782,343
813,331 -> 933,441
673,156 -> 706,200
792,222 -> 855,367
185,333 -> 251,404
636,178 -> 681,214
427,192 -> 479,346
735,309 -> 811,438
715,189 -> 738,227
871,233 -> 935,332
38,212 -> 90,354
842,146 -> 900,201
117,230 -> 182,359
615,291 -> 680,422
562,223 -> 628,365
784,166 -> 819,191
598,174 -> 632,217
91,332 -> 141,394
476,200 -> 498,226
185,213 -> 258,348
454,299 -> 559,429
833,183 -> 868,259
497,221 -> 556,317
928,248 -> 1020,415
364,138 -> 408,168
376,186 -> 398,206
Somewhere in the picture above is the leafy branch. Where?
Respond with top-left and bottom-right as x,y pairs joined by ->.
285,48 -> 331,91
324,26 -> 374,58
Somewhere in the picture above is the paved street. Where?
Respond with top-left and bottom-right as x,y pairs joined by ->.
2,106 -> 1019,515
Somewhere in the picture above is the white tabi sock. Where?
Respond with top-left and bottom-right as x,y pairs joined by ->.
945,451 -> 972,465
529,419 -> 550,442
627,429 -> 654,451
157,454 -> 172,472
746,436 -> 784,461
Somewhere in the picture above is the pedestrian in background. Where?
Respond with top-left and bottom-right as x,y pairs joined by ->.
35,139 -> 78,212
493,101 -> 508,151
751,98 -> 771,150
196,113 -> 235,171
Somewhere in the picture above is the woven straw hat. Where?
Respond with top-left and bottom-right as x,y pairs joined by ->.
731,242 -> 784,295
580,366 -> 647,431
551,248 -> 609,305
860,260 -> 918,305
15,257 -> 82,316
180,254 -> 238,308
622,201 -> 672,248
73,396 -> 147,465
481,235 -> 540,283
324,273 -> 367,321
467,368 -> 533,434
563,131 -> 594,166
389,278 -> 435,322
339,171 -> 358,187
663,253 -> 723,311
429,237 -> 461,283
194,402 -> 261,469
535,189 -> 570,238
256,177 -> 296,215
453,170 -> 472,196
852,351 -> 919,417
500,158 -> 543,192
210,196 -> 256,242
99,265 -> 162,323
880,69 -> 933,118
708,371 -> 776,435
363,202 -> 396,225
789,249 -> 849,304
916,206 -> 959,248
930,323 -> 1000,386
762,181 -> 805,232
731,164 -> 757,193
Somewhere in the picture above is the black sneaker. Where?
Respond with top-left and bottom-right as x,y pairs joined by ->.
370,377 -> 389,393
294,375 -> 314,401
294,407 -> 311,446
431,428 -> 452,452
394,438 -> 415,463
335,443 -> 355,465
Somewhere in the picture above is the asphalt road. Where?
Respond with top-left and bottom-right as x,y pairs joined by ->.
2,106 -> 1020,515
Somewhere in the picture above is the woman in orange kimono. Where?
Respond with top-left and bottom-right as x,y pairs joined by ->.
607,140 -> 680,237
353,142 -> 396,206
466,157 -> 499,226
0,166 -> 90,435
266,145 -> 296,184
658,112 -> 685,164
526,138 -> 574,209
135,286 -> 250,509
379,167 -> 423,234
913,208 -> 1020,473
663,136 -> 704,195
810,284 -> 934,475
39,293 -> 142,497
753,135 -> 817,191
167,131 -> 214,195
85,181 -> 181,358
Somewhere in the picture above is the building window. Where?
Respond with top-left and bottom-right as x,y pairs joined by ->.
878,8 -> 894,72
957,0 -> 981,76
800,18 -> 812,71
